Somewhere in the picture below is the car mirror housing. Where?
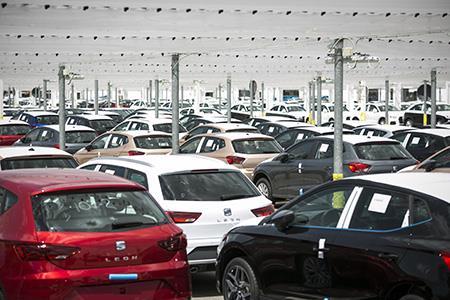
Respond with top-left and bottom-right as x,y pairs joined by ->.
279,153 -> 290,163
85,144 -> 93,152
271,210 -> 295,231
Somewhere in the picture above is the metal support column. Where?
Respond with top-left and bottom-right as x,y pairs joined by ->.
431,69 -> 437,128
171,54 -> 180,154
58,65 -> 66,150
181,85 -> 184,108
311,80 -> 316,124
385,80 -> 389,124
71,83 -> 75,108
107,82 -> 112,108
317,76 -> 322,125
148,80 -> 152,106
85,88 -> 89,101
155,79 -> 160,118
333,39 -> 344,180
261,82 -> 265,115
423,80 -> 428,126
227,76 -> 232,123
249,81 -> 254,118
94,80 -> 99,115
43,79 -> 49,111
218,84 -> 222,112
308,82 -> 313,122
115,87 -> 119,107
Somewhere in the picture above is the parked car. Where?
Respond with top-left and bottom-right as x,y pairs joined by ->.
402,145 -> 450,173
183,116 -> 242,131
0,169 -> 190,299
74,131 -> 172,164
13,111 -> 59,127
253,135 -> 417,201
275,126 -> 354,149
256,121 -> 313,137
180,123 -> 259,144
391,128 -> 450,161
179,132 -> 283,178
0,120 -> 31,145
13,125 -> 96,154
266,104 -> 308,121
320,120 -> 376,130
353,124 -> 412,138
351,103 -> 402,125
244,116 -> 295,127
78,155 -> 273,272
217,172 -> 450,300
113,118 -> 187,137
66,114 -> 116,135
0,146 -> 77,170
83,110 -> 124,124
403,102 -> 450,127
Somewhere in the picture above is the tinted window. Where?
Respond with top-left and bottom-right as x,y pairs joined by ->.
354,142 -> 412,160
227,128 -> 259,134
99,164 -> 126,177
200,137 -> 225,153
288,140 -> 317,159
23,128 -> 41,141
1,157 -> 78,170
80,164 -> 97,171
407,134 -> 445,153
232,139 -> 282,154
89,120 -> 116,132
179,137 -> 202,154
0,188 -> 18,215
391,132 -> 409,144
159,171 -> 259,201
315,141 -> 333,159
66,131 -> 96,143
134,136 -> 172,149
91,134 -> 110,149
32,191 -> 167,232
36,115 -> 59,125
154,123 -> 187,133
37,129 -> 55,142
0,125 -> 30,135
114,121 -> 129,131
126,169 -> 148,189
107,134 -> 128,148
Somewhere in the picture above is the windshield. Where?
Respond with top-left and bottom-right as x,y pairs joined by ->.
159,171 -> 260,201
134,136 -> 172,149
287,106 -> 305,112
438,104 -> 450,111
66,131 -> 97,143
378,105 -> 399,112
232,139 -> 282,154
0,124 -> 31,135
32,190 -> 168,232
36,115 -> 59,125
354,142 -> 412,161
1,157 -> 78,170
89,120 -> 116,132
153,123 -> 187,133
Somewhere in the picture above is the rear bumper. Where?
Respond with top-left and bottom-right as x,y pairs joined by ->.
187,237 -> 221,266
4,254 -> 190,300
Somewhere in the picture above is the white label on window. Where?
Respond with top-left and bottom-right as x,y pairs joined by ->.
368,193 -> 392,214
104,169 -> 115,175
296,133 -> 305,140
367,130 -> 374,137
268,127 -> 274,133
319,143 -> 329,152
402,210 -> 410,227
41,130 -> 48,137
205,139 -> 214,147
207,129 -> 213,133
411,137 -> 421,145
298,163 -> 302,173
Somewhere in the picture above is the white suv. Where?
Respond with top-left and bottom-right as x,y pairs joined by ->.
77,155 -> 273,271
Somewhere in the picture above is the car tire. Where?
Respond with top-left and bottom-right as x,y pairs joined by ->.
222,257 -> 260,300
405,118 -> 414,127
352,117 -> 359,121
399,294 -> 425,300
328,118 -> 334,122
256,177 -> 272,199
379,117 -> 386,125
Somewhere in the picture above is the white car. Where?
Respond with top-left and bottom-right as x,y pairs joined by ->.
0,146 -> 77,170
351,103 -> 402,125
112,118 -> 188,139
77,155 -> 273,270
266,104 -> 309,122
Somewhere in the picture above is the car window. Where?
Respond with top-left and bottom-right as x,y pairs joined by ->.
271,106 -> 279,111
67,117 -> 77,125
114,121 -> 129,131
98,164 -> 126,177
0,124 -> 31,135
0,188 -> 18,215
315,141 -> 333,159
90,134 -> 110,150
129,122 -> 141,130
288,140 -> 317,159
37,115 -> 59,125
134,135 -> 172,149
66,131 -> 97,144
411,104 -> 422,111
267,125 -> 282,136
79,164 -> 97,171
37,129 -> 55,142
1,157 -> 78,170
179,137 -> 202,154
354,142 -> 411,160
288,186 -> 354,227
391,132 -> 409,145
24,128 -> 41,141
431,148 -> 450,164
189,126 -> 209,136
275,131 -> 295,146
89,120 -> 116,132
107,134 -> 128,149
126,169 -> 148,189
407,134 -> 445,152
349,188 -> 431,231
200,137 -> 225,153
232,139 -> 282,154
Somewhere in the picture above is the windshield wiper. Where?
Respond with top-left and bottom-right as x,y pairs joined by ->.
220,194 -> 255,200
111,221 -> 156,230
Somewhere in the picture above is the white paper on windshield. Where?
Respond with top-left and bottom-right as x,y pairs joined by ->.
367,130 -> 374,137
207,129 -> 213,133
205,139 -> 214,147
298,162 -> 302,173
368,193 -> 392,214
41,130 -> 48,137
319,143 -> 329,152
296,133 -> 305,140
268,127 -> 274,133
105,169 -> 115,175
411,137 -> 421,145
401,210 -> 410,227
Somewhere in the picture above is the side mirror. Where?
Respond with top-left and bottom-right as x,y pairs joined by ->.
421,159 -> 436,172
85,144 -> 93,152
279,153 -> 290,163
270,210 -> 295,231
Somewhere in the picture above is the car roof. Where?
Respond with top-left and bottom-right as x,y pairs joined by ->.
0,120 -> 30,126
359,125 -> 411,132
406,128 -> 450,137
80,154 -> 238,174
203,132 -> 275,140
201,123 -> 256,131
112,130 -> 171,137
23,111 -> 58,117
124,118 -> 172,125
285,126 -> 352,134
347,173 -> 450,203
320,134 -> 396,145
264,121 -> 313,128
0,169 -> 143,195
70,114 -> 112,120
84,111 -> 120,116
0,146 -> 72,159
44,125 -> 96,132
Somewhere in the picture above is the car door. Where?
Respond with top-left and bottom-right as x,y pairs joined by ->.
105,134 -> 129,156
197,137 -> 226,160
18,127 -> 41,145
179,136 -> 203,154
405,133 -> 443,161
74,133 -> 111,164
255,184 -> 358,298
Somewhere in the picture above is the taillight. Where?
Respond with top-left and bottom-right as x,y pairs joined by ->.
440,252 -> 450,270
348,162 -> 371,173
128,150 -> 145,156
53,144 -> 60,149
251,204 -> 275,217
13,242 -> 80,261
226,155 -> 245,165
166,211 -> 202,223
159,233 -> 187,251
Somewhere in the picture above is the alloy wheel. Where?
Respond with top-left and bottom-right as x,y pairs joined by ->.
257,182 -> 270,197
224,265 -> 252,300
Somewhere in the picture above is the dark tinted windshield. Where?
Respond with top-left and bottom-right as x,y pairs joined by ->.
0,124 -> 31,135
153,123 -> 187,133
159,171 -> 260,201
134,136 -> 172,149
36,115 -> 59,125
89,120 -> 116,132
354,142 -> 412,160
66,131 -> 97,143
32,190 -> 167,232
232,139 -> 282,154
1,157 -> 78,170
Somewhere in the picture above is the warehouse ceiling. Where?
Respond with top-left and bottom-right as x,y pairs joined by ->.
0,0 -> 449,89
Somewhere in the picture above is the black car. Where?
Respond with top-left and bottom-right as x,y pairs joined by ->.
403,102 -> 450,127
391,129 -> 450,161
275,127 -> 354,149
256,121 -> 313,137
66,114 -> 116,135
253,135 -> 416,201
217,172 -> 450,300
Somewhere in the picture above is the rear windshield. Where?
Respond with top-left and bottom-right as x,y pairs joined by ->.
89,120 -> 116,132
1,157 -> 78,170
232,139 -> 282,154
153,123 -> 187,133
32,191 -> 168,232
159,171 -> 260,201
134,136 -> 172,149
287,106 -> 305,112
66,131 -> 97,144
36,115 -> 59,125
354,142 -> 412,161
0,124 -> 30,135
227,128 -> 259,133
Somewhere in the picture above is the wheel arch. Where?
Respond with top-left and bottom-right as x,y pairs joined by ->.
385,281 -> 432,300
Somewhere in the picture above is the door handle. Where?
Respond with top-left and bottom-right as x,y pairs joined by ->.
313,247 -> 330,252
378,253 -> 398,260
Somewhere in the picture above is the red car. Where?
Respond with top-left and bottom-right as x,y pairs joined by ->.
0,120 -> 31,145
0,169 -> 190,300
